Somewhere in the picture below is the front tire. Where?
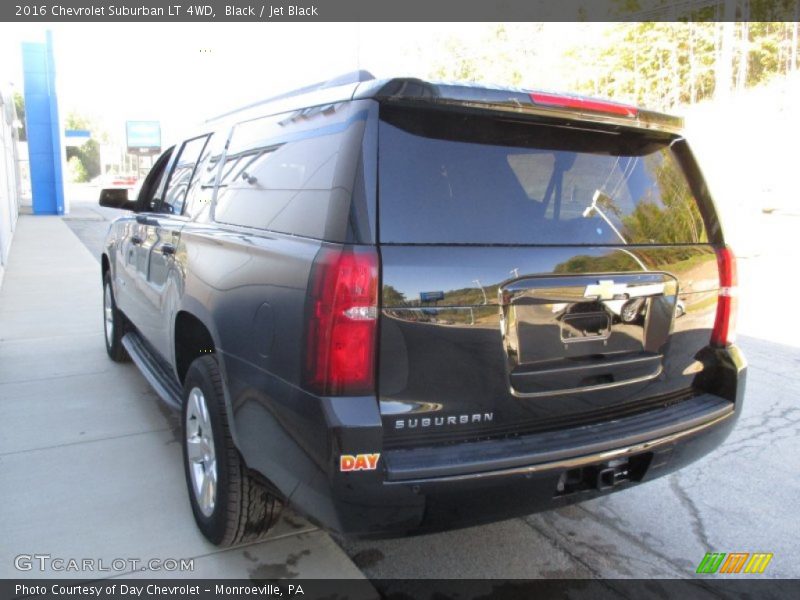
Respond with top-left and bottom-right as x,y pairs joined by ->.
103,271 -> 130,362
182,355 -> 280,546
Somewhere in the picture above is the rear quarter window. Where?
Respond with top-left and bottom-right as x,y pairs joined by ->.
378,107 -> 708,246
212,103 -> 367,241
184,130 -> 228,220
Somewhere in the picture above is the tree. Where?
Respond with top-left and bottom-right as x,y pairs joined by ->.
382,285 -> 407,306
67,155 -> 89,183
567,21 -> 799,109
79,139 -> 101,178
427,21 -> 799,113
564,23 -> 719,109
428,24 -> 543,87
12,92 -> 26,142
64,111 -> 104,180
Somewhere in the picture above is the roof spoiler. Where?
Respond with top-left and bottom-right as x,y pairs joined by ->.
366,79 -> 684,134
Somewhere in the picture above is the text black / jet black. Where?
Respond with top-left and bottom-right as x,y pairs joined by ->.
100,72 -> 745,545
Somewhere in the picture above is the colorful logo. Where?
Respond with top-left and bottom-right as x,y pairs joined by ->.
696,552 -> 773,574
339,453 -> 380,472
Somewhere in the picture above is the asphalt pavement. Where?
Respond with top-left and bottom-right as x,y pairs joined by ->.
41,189 -> 800,579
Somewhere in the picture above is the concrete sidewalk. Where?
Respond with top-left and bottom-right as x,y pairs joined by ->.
0,215 -> 366,582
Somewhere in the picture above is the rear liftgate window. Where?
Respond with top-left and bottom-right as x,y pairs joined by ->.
378,106 -> 708,245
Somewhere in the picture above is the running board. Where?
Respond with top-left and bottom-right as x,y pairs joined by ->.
122,332 -> 182,411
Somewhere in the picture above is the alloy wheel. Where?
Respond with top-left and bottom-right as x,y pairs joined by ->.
103,282 -> 114,347
185,387 -> 217,517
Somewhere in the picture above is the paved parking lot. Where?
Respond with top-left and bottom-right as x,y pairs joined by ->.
4,189 -> 798,580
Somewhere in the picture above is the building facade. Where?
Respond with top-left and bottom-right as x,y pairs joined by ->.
0,87 -> 22,287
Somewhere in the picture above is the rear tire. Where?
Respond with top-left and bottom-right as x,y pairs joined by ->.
103,271 -> 130,362
182,354 -> 280,546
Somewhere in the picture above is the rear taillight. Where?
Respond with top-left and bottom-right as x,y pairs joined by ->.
305,246 -> 379,396
529,92 -> 639,117
711,246 -> 738,347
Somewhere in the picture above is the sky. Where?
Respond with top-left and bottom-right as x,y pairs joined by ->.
0,23 -> 594,147
0,23 -> 480,144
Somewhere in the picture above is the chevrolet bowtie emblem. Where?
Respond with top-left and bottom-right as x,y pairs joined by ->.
584,279 -> 628,301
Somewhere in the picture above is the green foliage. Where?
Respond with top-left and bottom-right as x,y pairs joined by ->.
67,155 -> 89,183
429,24 -> 541,87
382,285 -> 407,306
429,22 -> 799,111
749,0 -> 800,20
620,152 -> 706,244
565,23 -> 718,108
64,111 -> 103,180
554,252 -> 639,274
570,22 -> 800,108
12,92 -> 26,141
66,139 -> 101,180
65,112 -> 90,131
79,139 -> 101,178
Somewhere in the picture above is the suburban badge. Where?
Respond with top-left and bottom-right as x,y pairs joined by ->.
394,413 -> 494,430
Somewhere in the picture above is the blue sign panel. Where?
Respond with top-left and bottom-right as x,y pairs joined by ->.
126,121 -> 161,151
420,291 -> 445,303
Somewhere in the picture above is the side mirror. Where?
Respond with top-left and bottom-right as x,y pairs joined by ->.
99,188 -> 137,211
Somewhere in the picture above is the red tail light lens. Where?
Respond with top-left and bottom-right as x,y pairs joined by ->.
711,246 -> 738,347
306,246 -> 379,396
530,92 -> 638,117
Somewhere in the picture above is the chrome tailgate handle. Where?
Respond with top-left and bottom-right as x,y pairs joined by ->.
500,273 -> 679,396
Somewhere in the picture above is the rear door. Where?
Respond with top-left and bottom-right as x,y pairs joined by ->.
138,135 -> 210,360
377,105 -> 721,447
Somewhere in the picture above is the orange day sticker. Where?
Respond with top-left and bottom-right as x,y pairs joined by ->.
340,453 -> 380,472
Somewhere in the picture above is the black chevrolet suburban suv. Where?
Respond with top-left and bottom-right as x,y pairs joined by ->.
100,72 -> 745,546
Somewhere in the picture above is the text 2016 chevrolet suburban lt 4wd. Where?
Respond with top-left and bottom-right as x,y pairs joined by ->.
99,72 -> 745,546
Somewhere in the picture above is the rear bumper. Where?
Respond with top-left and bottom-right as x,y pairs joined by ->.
247,346 -> 746,537
383,394 -> 733,482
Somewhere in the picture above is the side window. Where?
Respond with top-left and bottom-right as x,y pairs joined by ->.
159,135 -> 210,215
213,105 -> 365,240
137,147 -> 174,212
184,131 -> 228,219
